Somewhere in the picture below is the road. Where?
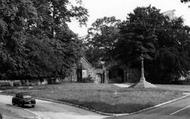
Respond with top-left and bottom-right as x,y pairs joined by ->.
0,95 -> 37,119
105,95 -> 190,119
0,95 -> 107,119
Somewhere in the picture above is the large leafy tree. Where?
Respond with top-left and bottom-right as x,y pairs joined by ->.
27,0 -> 87,79
0,0 -> 38,79
30,0 -> 88,38
114,6 -> 190,83
85,16 -> 121,67
114,6 -> 160,66
0,0 -> 88,80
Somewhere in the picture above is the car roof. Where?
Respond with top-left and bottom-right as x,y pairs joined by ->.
16,92 -> 30,96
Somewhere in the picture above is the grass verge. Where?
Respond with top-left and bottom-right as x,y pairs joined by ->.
1,83 -> 183,114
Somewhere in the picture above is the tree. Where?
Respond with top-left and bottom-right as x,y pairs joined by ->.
151,17 -> 190,83
0,0 -> 38,79
114,6 -> 161,68
0,0 -> 88,80
85,16 -> 121,66
30,0 -> 88,38
114,6 -> 190,83
29,0 -> 87,79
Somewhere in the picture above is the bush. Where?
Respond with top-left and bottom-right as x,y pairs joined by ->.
0,81 -> 11,87
83,76 -> 93,83
13,81 -> 21,86
127,69 -> 140,83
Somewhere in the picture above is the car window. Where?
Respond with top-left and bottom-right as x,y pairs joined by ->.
16,93 -> 24,98
23,95 -> 32,99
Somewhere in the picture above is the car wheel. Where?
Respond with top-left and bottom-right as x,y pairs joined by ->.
19,102 -> 24,107
31,105 -> 35,108
18,103 -> 21,107
0,113 -> 2,119
21,103 -> 25,107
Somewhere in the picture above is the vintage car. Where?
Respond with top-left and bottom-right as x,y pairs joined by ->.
12,92 -> 36,107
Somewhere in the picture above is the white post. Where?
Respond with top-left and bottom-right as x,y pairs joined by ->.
101,61 -> 108,83
140,55 -> 156,88
140,56 -> 145,83
102,64 -> 108,83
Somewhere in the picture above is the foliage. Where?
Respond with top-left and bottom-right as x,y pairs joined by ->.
114,6 -> 161,66
181,0 -> 190,2
84,6 -> 190,84
0,0 -> 88,80
114,6 -> 190,83
85,16 -> 121,67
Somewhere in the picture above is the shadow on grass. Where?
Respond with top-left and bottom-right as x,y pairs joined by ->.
58,99 -> 154,114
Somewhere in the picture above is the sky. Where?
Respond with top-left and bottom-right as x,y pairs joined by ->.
68,0 -> 190,37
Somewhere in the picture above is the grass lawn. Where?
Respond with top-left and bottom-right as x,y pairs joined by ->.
1,83 -> 183,114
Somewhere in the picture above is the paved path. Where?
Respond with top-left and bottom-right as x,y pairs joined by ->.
156,84 -> 190,92
29,99 -> 107,119
0,95 -> 108,119
105,95 -> 190,119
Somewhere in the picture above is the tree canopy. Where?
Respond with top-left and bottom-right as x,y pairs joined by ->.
0,0 -> 88,80
85,16 -> 121,67
85,6 -> 190,84
114,6 -> 190,83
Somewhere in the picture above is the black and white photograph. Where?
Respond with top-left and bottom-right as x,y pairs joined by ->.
0,0 -> 190,119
